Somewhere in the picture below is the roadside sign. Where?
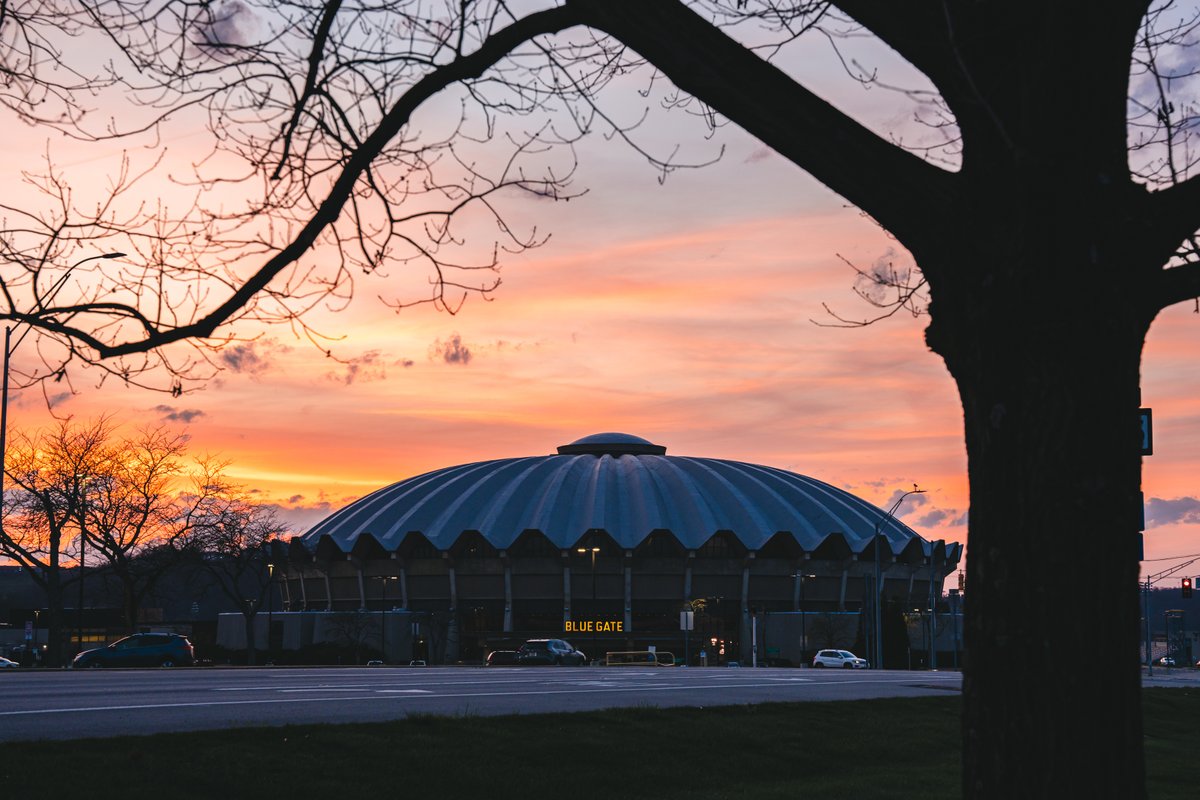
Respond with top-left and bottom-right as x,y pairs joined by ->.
1139,408 -> 1153,456
24,620 -> 32,641
680,610 -> 694,631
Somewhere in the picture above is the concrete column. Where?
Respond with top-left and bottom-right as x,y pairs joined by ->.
399,564 -> 409,609
792,568 -> 801,612
298,568 -> 309,610
683,553 -> 693,600
563,560 -> 572,625
624,555 -> 633,632
322,572 -> 333,611
740,564 -> 751,663
503,558 -> 514,632
446,557 -> 460,664
838,568 -> 848,611
932,568 -> 946,605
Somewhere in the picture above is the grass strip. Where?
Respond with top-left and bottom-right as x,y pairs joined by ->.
2,689 -> 1196,799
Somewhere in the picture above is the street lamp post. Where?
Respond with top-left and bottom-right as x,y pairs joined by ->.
380,576 -> 388,663
76,527 -> 85,657
0,253 -> 125,667
577,546 -> 599,659
873,485 -> 926,669
793,573 -> 815,665
374,575 -> 397,663
267,562 -> 275,663
0,252 -> 128,512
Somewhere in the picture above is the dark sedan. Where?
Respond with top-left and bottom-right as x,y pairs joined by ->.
72,633 -> 195,668
516,638 -> 587,666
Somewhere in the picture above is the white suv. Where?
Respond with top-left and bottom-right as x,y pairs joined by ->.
812,649 -> 869,669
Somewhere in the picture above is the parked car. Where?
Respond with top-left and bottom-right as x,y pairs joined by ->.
812,649 -> 869,669
516,638 -> 587,666
0,656 -> 18,668
72,633 -> 195,668
1159,656 -> 1177,667
485,650 -> 520,666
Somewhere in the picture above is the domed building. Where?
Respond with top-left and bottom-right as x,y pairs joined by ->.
276,433 -> 961,664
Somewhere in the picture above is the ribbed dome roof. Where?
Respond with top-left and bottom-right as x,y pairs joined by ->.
300,434 -> 953,561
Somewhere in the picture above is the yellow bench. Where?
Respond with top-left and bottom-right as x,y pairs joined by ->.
605,650 -> 676,666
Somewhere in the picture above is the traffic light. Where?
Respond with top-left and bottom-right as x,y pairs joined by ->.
1183,577 -> 1193,599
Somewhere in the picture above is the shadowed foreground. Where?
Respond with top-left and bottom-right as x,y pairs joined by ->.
2,690 -> 1197,800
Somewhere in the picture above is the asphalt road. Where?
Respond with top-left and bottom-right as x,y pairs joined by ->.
1,666 -> 962,742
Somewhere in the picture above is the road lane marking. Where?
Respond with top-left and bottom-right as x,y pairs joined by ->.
278,688 -> 380,693
0,675 -> 959,718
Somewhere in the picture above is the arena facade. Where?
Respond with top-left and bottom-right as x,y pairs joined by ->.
276,433 -> 961,664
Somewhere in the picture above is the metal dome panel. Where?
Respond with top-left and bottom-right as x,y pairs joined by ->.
298,434 -> 934,556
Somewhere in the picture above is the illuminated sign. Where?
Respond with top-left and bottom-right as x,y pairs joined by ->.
564,620 -> 624,633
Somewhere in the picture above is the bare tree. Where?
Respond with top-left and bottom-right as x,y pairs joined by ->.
324,610 -> 377,665
1,2 -> 1199,795
81,425 -> 189,633
176,461 -> 290,665
0,417 -> 117,666
808,611 -> 858,651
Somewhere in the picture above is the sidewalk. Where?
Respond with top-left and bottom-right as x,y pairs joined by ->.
1142,666 -> 1200,687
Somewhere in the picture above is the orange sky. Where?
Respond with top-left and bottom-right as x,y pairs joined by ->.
2,19 -> 1198,577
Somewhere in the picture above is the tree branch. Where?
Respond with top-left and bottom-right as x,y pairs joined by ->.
832,0 -> 955,92
570,0 -> 958,254
1146,173 -> 1200,280
1153,257 -> 1200,310
93,4 -> 582,359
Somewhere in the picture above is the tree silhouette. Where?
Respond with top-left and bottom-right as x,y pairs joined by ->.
0,417 -> 115,666
4,2 -> 1200,796
175,461 -> 290,666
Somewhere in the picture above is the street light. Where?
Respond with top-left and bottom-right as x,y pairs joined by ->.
873,485 -> 926,669
267,562 -> 275,663
376,575 -> 398,663
0,251 -> 128,488
577,545 -> 599,658
0,252 -> 124,667
793,573 -> 816,665
1,253 -> 128,511
577,546 -> 600,604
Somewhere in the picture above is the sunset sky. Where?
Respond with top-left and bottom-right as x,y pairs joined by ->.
2,9 -> 1198,577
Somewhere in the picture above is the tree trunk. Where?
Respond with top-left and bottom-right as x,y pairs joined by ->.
931,287 -> 1149,798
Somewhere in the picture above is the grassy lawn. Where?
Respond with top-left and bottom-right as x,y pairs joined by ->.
3,689 -> 1196,799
